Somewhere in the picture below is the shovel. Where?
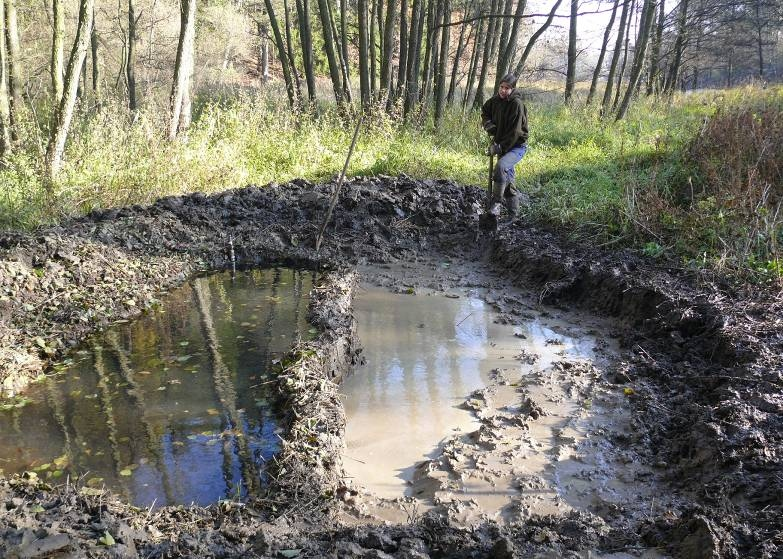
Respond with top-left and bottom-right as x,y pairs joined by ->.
478,149 -> 498,232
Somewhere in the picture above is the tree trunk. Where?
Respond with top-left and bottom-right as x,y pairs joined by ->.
494,0 -> 526,91
283,0 -> 303,102
513,0 -> 563,75
612,0 -> 634,110
397,0 -> 409,98
380,0 -> 397,100
265,0 -> 297,107
601,0 -> 630,112
127,0 -> 138,112
447,1 -> 471,104
564,0 -> 578,104
317,0 -> 344,104
358,0 -> 371,105
91,7 -> 99,96
473,0 -> 501,108
327,1 -> 352,102
421,0 -> 442,104
4,0 -> 20,142
52,0 -> 64,105
0,0 -> 9,157
340,0 -> 350,85
45,0 -> 95,181
493,0 -> 513,90
646,0 -> 664,94
295,0 -> 316,103
434,0 -> 450,125
664,0 -> 688,95
369,0 -> 377,98
462,6 -> 485,109
168,0 -> 197,140
586,0 -> 618,105
404,0 -> 424,115
616,0 -> 656,120
257,21 -> 270,82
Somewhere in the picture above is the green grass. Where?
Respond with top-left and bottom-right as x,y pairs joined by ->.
0,85 -> 780,283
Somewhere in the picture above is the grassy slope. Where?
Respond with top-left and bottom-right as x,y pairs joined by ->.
1,86 -> 780,282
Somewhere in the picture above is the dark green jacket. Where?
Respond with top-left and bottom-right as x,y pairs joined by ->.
481,89 -> 528,154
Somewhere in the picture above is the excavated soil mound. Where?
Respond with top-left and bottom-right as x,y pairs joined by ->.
0,175 -> 781,558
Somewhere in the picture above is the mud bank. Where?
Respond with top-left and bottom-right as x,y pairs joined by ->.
1,175 -> 781,558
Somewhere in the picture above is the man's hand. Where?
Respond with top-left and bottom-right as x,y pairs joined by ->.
482,120 -> 497,135
486,143 -> 502,156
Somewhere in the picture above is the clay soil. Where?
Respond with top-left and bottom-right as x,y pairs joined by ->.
0,176 -> 781,558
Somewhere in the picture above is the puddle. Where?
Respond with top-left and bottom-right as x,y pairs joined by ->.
0,268 -> 314,507
341,285 -> 595,501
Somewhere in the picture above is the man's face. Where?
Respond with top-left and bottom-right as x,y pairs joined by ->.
498,83 -> 514,99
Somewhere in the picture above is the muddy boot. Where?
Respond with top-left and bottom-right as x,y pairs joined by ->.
492,180 -> 506,206
504,193 -> 520,219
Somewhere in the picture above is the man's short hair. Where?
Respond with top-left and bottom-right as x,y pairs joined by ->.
499,73 -> 518,87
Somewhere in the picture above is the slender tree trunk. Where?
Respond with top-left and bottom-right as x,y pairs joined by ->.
434,0 -> 450,125
646,0 -> 664,94
168,0 -> 196,140
404,0 -> 424,115
397,0 -> 409,98
587,0 -> 619,105
358,0 -> 371,105
45,0 -> 95,181
0,0 -> 9,157
564,0 -> 578,104
295,0 -> 316,103
493,0 -> 513,90
447,2 -> 471,104
327,1 -> 352,102
513,0 -> 563,75
369,0 -> 377,97
317,0 -> 344,104
616,0 -> 656,120
612,0 -> 634,110
421,0 -> 442,105
257,21 -> 270,82
494,0 -> 526,91
380,0 -> 397,100
90,7 -> 99,97
4,0 -> 20,142
601,0 -> 630,112
664,0 -> 688,94
340,0 -> 350,84
474,0 -> 501,108
283,0 -> 303,102
265,0 -> 297,107
127,0 -> 138,112
463,6 -> 485,109
52,0 -> 65,105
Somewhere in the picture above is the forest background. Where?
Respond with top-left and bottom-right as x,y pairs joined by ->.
0,0 -> 781,282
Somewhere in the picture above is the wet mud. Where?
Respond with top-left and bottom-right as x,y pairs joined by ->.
0,175 -> 781,558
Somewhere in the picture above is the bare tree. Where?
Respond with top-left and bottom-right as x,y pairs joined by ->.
513,0 -> 564,75
434,0 -> 450,125
587,0 -> 619,105
380,0 -> 398,100
358,0 -> 371,105
90,7 -> 99,97
317,0 -> 344,104
663,0 -> 689,94
296,0 -> 316,103
601,0 -> 630,112
0,0 -> 9,158
404,0 -> 425,115
4,0 -> 20,142
168,0 -> 197,140
264,0 -> 297,107
616,0 -> 656,119
646,0 -> 664,94
51,0 -> 64,105
564,0 -> 578,103
45,0 -> 95,181
494,0 -> 527,91
127,0 -> 140,113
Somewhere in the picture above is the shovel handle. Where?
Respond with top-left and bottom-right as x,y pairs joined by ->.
487,153 -> 494,210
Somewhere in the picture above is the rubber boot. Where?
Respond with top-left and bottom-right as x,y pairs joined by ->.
505,193 -> 520,219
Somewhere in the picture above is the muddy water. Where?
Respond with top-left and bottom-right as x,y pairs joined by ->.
0,269 -> 314,507
341,286 -> 594,500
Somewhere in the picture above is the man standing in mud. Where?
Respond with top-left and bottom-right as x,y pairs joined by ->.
481,73 -> 528,218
